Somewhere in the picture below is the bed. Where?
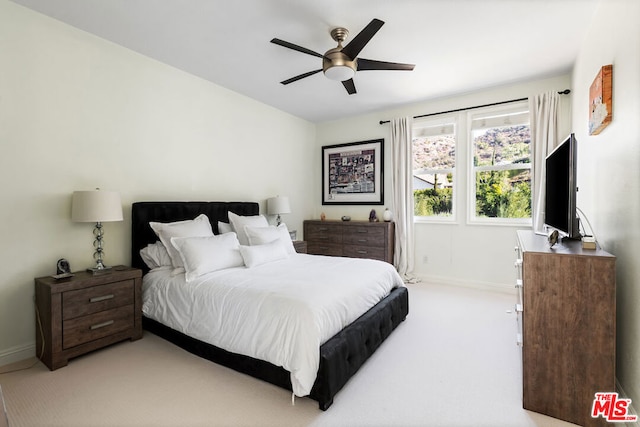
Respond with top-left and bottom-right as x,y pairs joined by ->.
131,201 -> 409,410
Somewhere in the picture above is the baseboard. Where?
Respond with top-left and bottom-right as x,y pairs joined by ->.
617,378 -> 640,427
414,274 -> 515,295
0,342 -> 35,368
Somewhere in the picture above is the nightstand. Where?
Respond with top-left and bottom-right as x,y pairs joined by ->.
293,240 -> 307,253
34,266 -> 142,370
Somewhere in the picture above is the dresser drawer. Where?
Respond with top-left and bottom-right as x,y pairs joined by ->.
344,245 -> 385,261
63,305 -> 134,349
304,223 -> 343,244
62,280 -> 134,320
307,242 -> 343,257
303,220 -> 394,263
343,229 -> 386,247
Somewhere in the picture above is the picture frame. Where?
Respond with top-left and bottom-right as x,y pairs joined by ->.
322,139 -> 384,205
589,64 -> 613,135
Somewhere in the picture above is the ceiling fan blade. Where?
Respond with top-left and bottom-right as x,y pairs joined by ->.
357,58 -> 415,71
341,19 -> 384,59
280,69 -> 323,85
342,79 -> 356,95
270,38 -> 324,58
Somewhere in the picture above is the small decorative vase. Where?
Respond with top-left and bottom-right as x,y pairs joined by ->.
320,212 -> 326,221
382,208 -> 393,222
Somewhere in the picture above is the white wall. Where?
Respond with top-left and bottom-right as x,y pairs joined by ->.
0,0 -> 316,364
316,74 -> 571,291
571,0 -> 640,408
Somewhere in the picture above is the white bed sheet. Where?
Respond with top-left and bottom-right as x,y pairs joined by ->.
142,253 -> 404,397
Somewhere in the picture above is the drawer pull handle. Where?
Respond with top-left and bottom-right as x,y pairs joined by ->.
358,239 -> 367,243
90,320 -> 114,330
90,294 -> 114,303
357,230 -> 368,234
357,250 -> 368,254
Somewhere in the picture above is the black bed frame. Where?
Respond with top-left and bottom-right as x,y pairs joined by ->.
131,201 -> 409,410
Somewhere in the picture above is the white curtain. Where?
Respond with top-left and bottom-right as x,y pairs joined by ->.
529,91 -> 561,235
390,117 -> 417,281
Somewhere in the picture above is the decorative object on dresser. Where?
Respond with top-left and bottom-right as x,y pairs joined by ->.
34,266 -> 143,370
304,220 -> 394,264
514,230 -> 615,427
71,189 -> 123,272
322,139 -> 384,205
266,195 -> 291,226
382,208 -> 393,222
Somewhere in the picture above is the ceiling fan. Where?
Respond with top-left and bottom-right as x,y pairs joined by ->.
270,18 -> 415,95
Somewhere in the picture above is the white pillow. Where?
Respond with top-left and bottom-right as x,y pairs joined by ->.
139,241 -> 172,269
170,233 -> 244,282
149,214 -> 214,268
228,212 -> 268,246
245,223 -> 296,255
217,221 -> 233,234
239,240 -> 289,268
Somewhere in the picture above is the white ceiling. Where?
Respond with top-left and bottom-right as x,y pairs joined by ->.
11,0 -> 599,123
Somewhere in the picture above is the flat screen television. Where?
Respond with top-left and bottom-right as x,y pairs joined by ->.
544,133 -> 580,239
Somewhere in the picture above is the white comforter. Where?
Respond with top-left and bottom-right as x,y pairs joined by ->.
142,253 -> 404,396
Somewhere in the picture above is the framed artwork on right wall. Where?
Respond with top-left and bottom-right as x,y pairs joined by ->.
589,64 -> 613,135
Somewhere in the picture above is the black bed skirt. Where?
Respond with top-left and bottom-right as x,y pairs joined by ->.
143,285 -> 409,410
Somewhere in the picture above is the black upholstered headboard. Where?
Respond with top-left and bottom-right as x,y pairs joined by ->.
131,201 -> 260,273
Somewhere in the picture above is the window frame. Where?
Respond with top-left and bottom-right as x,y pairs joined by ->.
466,102 -> 533,226
412,115 -> 459,223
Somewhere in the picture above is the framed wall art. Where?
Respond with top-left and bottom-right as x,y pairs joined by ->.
322,139 -> 384,205
589,64 -> 613,135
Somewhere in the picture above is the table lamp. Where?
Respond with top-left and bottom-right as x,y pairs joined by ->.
267,196 -> 291,226
71,189 -> 123,272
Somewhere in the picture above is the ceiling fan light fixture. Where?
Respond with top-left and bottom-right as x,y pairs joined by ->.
324,65 -> 356,81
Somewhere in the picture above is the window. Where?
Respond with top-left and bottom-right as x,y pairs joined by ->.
411,102 -> 532,225
412,119 -> 456,219
469,104 -> 531,223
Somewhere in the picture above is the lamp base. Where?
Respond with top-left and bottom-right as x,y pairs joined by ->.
87,265 -> 113,274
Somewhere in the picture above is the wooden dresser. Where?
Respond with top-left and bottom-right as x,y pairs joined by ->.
303,220 -> 394,264
35,266 -> 143,370
515,230 -> 615,426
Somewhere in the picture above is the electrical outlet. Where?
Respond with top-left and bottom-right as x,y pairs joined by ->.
422,255 -> 428,264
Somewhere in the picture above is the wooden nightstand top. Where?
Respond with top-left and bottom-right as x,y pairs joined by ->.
35,266 -> 142,293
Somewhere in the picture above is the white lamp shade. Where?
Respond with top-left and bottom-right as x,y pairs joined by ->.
267,196 -> 291,215
71,190 -> 123,222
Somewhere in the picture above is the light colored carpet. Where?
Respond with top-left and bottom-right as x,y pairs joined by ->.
0,282 -> 578,427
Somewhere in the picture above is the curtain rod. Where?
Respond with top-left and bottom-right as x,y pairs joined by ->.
378,89 -> 571,125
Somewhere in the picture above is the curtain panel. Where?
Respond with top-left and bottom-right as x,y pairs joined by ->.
390,117 -> 416,280
529,91 -> 561,235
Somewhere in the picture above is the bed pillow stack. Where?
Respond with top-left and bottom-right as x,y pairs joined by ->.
149,214 -> 214,270
170,233 -> 245,282
142,212 -> 296,281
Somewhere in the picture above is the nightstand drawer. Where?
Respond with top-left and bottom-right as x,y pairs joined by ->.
63,305 -> 134,349
62,280 -> 134,320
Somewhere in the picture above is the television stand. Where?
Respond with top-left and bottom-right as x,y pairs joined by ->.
515,230 -> 616,426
